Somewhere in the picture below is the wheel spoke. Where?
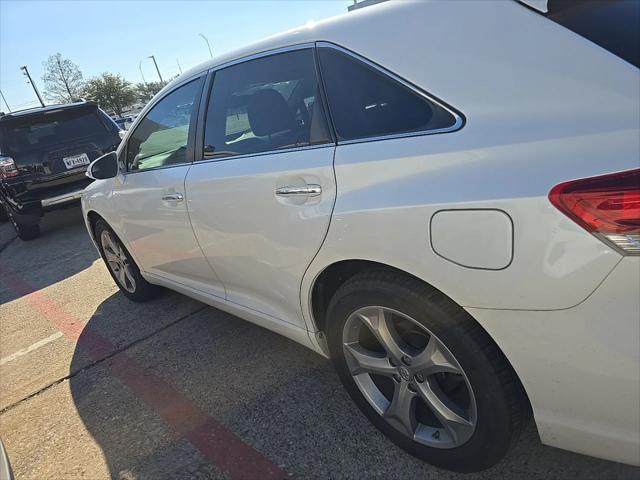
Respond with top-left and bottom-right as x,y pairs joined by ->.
357,307 -> 408,361
383,382 -> 417,438
123,265 -> 136,291
117,266 -> 127,286
412,335 -> 461,377
344,343 -> 396,377
104,249 -> 119,264
103,232 -> 118,255
416,379 -> 473,444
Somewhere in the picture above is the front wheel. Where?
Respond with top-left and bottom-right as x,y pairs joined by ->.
326,270 -> 529,472
94,219 -> 160,302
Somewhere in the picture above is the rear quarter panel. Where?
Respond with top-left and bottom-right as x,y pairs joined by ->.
302,0 -> 639,324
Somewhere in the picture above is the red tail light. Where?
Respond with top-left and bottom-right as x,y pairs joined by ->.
549,169 -> 640,254
0,156 -> 18,179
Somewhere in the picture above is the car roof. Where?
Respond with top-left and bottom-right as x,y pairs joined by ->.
135,0 -> 547,125
0,101 -> 98,123
165,0 -> 545,92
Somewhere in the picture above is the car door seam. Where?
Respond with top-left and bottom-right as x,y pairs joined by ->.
183,163 -> 229,299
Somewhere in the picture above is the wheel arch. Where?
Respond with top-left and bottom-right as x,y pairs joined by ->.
86,210 -> 103,240
309,259 -> 430,335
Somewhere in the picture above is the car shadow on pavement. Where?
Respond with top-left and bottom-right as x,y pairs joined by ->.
0,206 -> 99,305
67,291 -> 640,480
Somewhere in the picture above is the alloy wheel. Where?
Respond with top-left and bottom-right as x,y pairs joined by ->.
100,230 -> 136,293
342,306 -> 477,449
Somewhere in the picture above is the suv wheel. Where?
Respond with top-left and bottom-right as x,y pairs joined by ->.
5,206 -> 40,241
94,219 -> 160,302
326,270 -> 529,472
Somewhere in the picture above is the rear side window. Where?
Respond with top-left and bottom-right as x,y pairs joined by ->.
547,0 -> 639,68
0,108 -> 114,158
317,46 -> 459,142
202,48 -> 331,159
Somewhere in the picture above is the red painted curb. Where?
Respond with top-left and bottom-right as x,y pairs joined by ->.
0,266 -> 289,480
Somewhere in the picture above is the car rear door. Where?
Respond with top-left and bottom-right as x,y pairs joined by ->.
185,46 -> 336,327
114,75 -> 225,299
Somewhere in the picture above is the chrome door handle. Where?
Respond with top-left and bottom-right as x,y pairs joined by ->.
275,184 -> 322,197
162,193 -> 184,202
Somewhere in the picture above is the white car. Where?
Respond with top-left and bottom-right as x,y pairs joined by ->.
82,0 -> 640,472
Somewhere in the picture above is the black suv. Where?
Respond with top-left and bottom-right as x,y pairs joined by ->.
0,101 -> 121,240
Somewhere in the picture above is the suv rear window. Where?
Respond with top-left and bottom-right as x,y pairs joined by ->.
547,0 -> 640,68
1,108 -> 115,156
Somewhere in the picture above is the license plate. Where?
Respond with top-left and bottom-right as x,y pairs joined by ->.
63,153 -> 90,169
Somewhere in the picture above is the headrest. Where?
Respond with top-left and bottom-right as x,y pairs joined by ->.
248,89 -> 294,137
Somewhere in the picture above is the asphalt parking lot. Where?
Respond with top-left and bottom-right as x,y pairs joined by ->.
0,207 -> 638,480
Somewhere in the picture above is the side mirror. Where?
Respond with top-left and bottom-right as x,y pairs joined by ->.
119,130 -> 127,140
87,151 -> 118,180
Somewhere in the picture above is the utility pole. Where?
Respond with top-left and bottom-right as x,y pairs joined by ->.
198,33 -> 213,60
0,90 -> 11,112
138,60 -> 147,85
20,65 -> 45,107
176,58 -> 183,75
147,55 -> 163,83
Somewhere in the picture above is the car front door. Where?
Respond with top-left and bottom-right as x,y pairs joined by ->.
185,47 -> 336,326
115,75 -> 225,298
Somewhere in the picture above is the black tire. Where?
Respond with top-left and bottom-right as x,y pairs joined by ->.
5,205 -> 40,240
326,270 -> 529,473
15,223 -> 40,241
94,219 -> 161,302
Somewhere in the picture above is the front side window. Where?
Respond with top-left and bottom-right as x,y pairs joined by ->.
127,78 -> 202,172
317,46 -> 458,142
202,49 -> 331,159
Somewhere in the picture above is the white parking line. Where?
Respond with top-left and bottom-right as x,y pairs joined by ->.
0,332 -> 64,366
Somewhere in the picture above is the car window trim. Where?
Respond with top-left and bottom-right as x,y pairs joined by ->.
194,70 -> 215,161
315,41 -> 465,145
195,42 -> 335,163
123,74 -> 206,175
193,142 -> 334,166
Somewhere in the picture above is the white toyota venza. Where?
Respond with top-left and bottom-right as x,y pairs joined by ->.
82,0 -> 640,472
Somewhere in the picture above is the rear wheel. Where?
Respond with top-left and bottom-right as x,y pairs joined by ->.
4,205 -> 40,241
326,270 -> 529,472
94,219 -> 160,301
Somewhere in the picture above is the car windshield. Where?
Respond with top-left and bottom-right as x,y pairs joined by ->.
0,108 -> 111,155
547,0 -> 640,68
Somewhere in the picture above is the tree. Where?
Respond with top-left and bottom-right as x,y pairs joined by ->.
42,53 -> 85,103
135,81 -> 165,103
84,73 -> 137,116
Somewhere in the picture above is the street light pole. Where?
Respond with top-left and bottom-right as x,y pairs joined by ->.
138,60 -> 147,85
19,65 -> 45,107
198,33 -> 213,60
0,90 -> 11,112
147,55 -> 164,83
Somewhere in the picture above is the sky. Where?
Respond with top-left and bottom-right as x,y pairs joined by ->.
0,0 -> 352,112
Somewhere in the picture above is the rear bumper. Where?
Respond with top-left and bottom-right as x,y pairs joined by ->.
40,189 -> 84,208
468,257 -> 640,466
0,187 -> 85,225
